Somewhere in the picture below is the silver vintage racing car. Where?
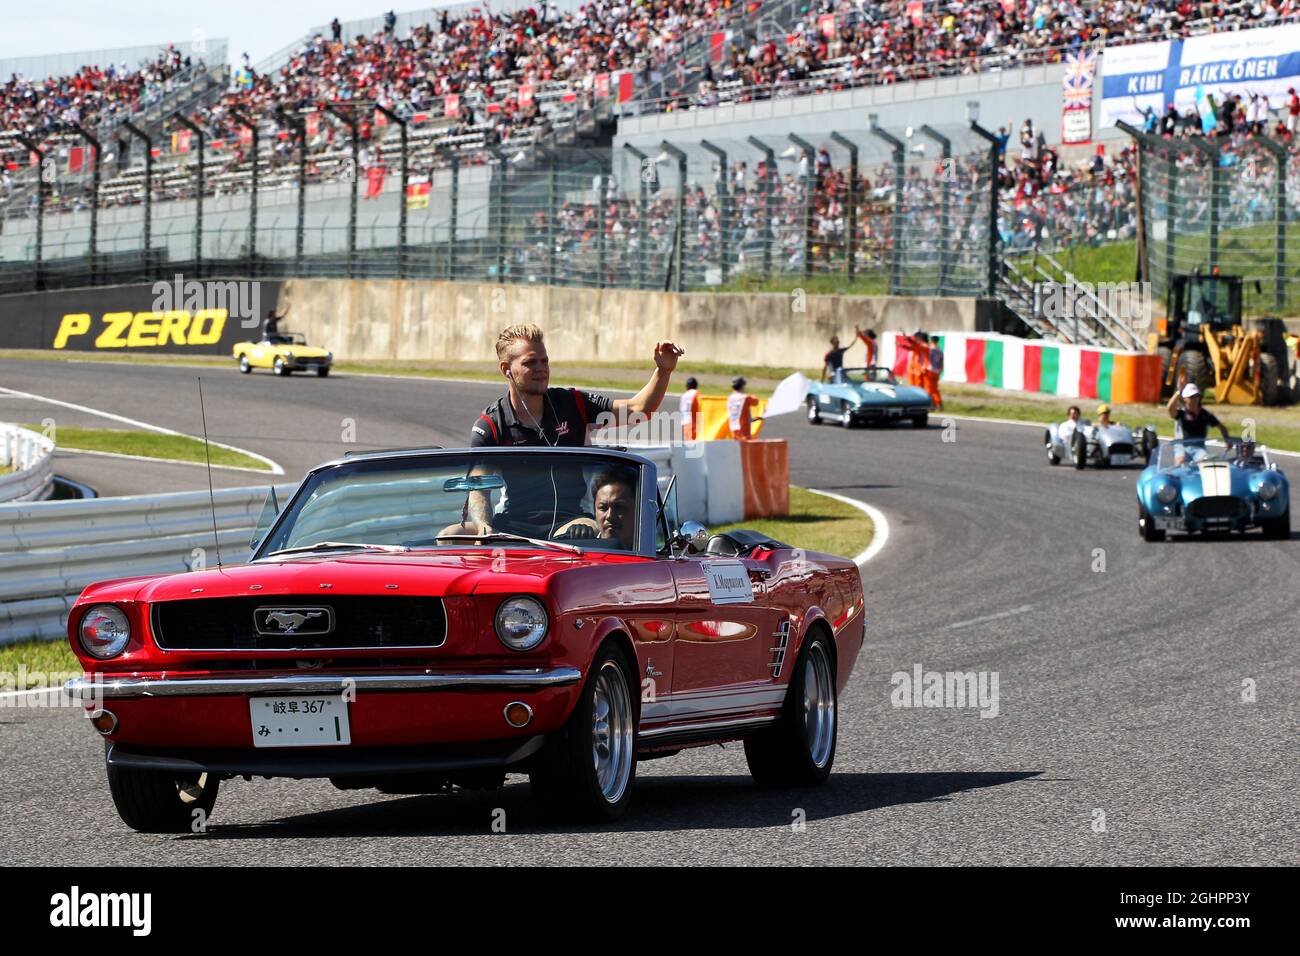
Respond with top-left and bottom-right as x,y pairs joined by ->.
1045,416 -> 1158,470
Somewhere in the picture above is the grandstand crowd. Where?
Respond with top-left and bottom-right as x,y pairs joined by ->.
0,0 -> 1298,277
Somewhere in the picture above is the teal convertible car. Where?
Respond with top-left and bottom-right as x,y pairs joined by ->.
1136,438 -> 1290,541
806,366 -> 933,429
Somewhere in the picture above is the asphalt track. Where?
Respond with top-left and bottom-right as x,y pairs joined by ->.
1,358 -> 1296,866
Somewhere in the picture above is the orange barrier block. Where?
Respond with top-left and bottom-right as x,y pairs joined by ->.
740,439 -> 789,519
1112,353 -> 1163,404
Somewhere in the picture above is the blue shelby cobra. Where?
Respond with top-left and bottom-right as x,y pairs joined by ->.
806,366 -> 932,428
1136,438 -> 1291,541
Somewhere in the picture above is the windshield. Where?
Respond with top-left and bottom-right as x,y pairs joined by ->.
254,451 -> 645,558
844,367 -> 896,385
1154,439 -> 1267,471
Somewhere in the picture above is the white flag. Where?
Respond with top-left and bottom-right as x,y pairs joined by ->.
761,372 -> 812,419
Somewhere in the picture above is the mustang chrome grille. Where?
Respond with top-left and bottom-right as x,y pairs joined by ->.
1186,497 -> 1247,520
152,596 -> 446,651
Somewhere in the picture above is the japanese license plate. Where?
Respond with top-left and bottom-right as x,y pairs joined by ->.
250,695 -> 351,748
1111,453 -> 1132,465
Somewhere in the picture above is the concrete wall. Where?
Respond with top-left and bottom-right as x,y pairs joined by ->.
279,277 -> 998,368
616,60 -> 1123,155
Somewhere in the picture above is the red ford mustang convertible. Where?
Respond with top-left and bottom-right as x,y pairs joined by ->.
66,447 -> 865,829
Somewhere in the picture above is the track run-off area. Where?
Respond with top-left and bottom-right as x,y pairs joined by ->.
1,357 -> 1295,865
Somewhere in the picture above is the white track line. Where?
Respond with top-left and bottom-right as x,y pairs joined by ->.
948,604 -> 1035,631
804,487 -> 890,568
52,447 -> 277,474
0,384 -> 283,474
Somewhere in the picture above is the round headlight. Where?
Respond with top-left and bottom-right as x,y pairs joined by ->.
494,596 -> 548,651
1258,480 -> 1279,501
1156,483 -> 1179,504
78,605 -> 131,659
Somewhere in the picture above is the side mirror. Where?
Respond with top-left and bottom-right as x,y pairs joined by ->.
677,520 -> 710,554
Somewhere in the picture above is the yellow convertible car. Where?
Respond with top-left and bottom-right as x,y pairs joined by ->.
234,333 -> 333,377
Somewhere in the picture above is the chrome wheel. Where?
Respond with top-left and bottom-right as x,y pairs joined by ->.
802,642 -> 836,769
591,660 -> 633,803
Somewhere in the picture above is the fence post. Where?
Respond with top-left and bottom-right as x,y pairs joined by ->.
17,136 -> 45,291
122,122 -> 153,279
275,109 -> 307,277
231,111 -> 258,277
700,139 -> 729,286
1254,135 -> 1289,312
172,114 -> 206,279
447,152 -> 459,281
597,161 -> 608,289
789,134 -> 816,279
325,104 -> 359,279
747,136 -> 776,283
621,144 -> 649,290
375,105 -> 408,280
918,126 -> 950,295
869,119 -> 905,297
72,125 -> 101,285
1190,137 -> 1221,273
830,132 -> 859,285
968,119 -> 1000,298
660,141 -> 687,292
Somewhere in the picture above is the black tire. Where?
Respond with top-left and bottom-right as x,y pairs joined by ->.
1072,431 -> 1087,470
1177,350 -> 1211,395
806,396 -> 821,425
1045,429 -> 1060,465
273,356 -> 289,377
1139,505 -> 1166,542
1261,509 -> 1290,540
316,366 -> 331,378
529,642 -> 637,822
910,413 -> 928,428
106,763 -> 219,833
840,401 -> 854,428
1099,449 -> 1111,469
744,633 -> 837,788
238,355 -> 251,374
1259,353 -> 1281,406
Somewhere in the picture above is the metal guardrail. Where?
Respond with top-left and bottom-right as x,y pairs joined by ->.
0,425 -> 54,503
0,483 -> 291,645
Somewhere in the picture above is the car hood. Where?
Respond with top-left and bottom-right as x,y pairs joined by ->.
848,381 -> 930,404
79,550 -> 644,604
1177,461 -> 1254,501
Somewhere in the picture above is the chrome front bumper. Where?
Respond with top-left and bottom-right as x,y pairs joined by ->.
65,667 -> 583,700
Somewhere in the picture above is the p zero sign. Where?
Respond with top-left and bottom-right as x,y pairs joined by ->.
0,279 -> 281,354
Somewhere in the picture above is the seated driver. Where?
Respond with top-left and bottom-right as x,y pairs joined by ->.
1096,403 -> 1114,428
1059,405 -> 1082,442
555,470 -> 638,550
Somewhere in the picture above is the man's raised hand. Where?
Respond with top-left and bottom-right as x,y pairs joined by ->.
654,341 -> 684,372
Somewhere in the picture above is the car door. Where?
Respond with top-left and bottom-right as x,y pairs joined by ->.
667,554 -> 787,725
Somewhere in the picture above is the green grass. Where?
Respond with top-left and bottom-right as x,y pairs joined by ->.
24,425 -> 270,471
714,485 -> 873,561
0,638 -> 80,690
